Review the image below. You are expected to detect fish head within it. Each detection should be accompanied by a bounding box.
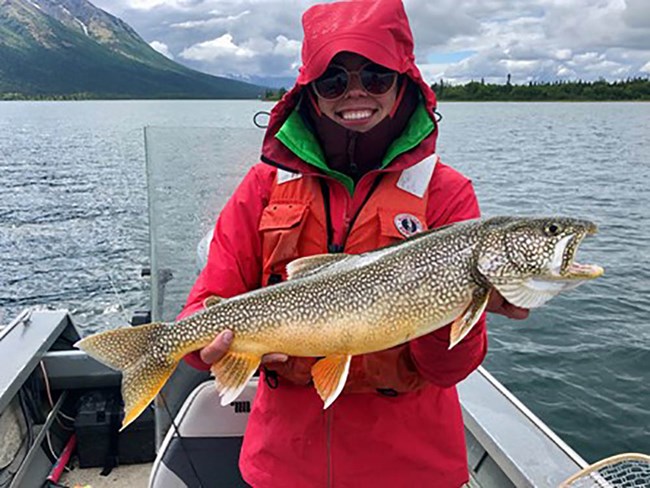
[476,217,604,309]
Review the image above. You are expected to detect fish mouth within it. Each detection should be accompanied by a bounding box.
[549,226,604,280]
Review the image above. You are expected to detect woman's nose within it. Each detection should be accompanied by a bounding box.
[345,73,367,97]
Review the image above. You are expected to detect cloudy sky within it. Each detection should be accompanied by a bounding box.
[93,0,650,87]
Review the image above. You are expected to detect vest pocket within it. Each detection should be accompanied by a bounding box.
[344,345,428,394]
[259,203,309,280]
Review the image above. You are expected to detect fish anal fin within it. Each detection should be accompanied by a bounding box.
[211,351,261,406]
[286,254,349,280]
[449,288,490,350]
[203,295,224,308]
[311,354,352,409]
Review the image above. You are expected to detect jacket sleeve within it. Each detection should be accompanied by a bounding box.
[409,169,488,387]
[178,165,272,370]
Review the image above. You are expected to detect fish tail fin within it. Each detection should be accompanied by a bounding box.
[75,322,177,430]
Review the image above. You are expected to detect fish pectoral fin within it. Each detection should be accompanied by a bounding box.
[211,351,261,406]
[203,295,224,308]
[494,278,578,309]
[449,288,490,350]
[311,354,352,409]
[286,254,350,280]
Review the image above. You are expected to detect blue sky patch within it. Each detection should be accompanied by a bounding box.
[426,51,476,64]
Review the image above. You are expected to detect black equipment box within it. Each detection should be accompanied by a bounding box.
[119,402,155,465]
[74,390,155,468]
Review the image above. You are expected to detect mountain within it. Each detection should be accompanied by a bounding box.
[0,0,265,99]
[228,74,297,90]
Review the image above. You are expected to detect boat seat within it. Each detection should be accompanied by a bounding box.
[149,379,257,488]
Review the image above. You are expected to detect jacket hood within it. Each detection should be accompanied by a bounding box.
[262,0,438,175]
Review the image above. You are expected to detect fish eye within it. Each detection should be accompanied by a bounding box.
[545,223,563,236]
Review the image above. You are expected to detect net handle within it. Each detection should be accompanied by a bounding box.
[559,452,650,487]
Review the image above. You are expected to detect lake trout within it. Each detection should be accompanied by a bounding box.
[76,216,604,429]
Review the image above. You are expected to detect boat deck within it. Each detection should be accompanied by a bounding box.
[62,467,491,487]
[61,463,482,487]
[3,311,586,488]
[61,464,152,487]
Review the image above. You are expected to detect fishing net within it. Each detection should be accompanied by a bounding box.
[560,453,650,488]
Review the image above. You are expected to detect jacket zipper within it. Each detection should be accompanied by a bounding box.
[347,132,358,181]
[320,170,385,253]
[320,172,384,488]
[341,173,384,248]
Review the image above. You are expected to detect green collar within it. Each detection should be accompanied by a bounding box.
[275,102,435,194]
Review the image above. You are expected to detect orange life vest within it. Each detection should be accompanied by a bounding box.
[259,154,438,393]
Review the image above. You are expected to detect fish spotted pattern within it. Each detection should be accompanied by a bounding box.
[76,216,603,429]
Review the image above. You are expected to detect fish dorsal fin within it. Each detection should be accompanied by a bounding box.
[449,288,490,349]
[203,295,224,308]
[286,254,350,280]
[311,354,352,409]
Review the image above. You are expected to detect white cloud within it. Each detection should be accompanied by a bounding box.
[273,35,301,57]
[92,0,650,84]
[556,66,576,77]
[555,49,572,61]
[171,10,250,29]
[123,0,182,11]
[149,40,173,59]
[622,0,650,29]
[417,63,456,83]
[180,34,255,62]
[641,61,650,73]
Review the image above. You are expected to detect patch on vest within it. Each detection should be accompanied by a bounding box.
[277,169,302,184]
[394,213,424,238]
[396,154,437,198]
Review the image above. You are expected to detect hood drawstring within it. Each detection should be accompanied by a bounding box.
[389,77,407,119]
[307,88,323,117]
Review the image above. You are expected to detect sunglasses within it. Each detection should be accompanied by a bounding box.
[312,63,399,100]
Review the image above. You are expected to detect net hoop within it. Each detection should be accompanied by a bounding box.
[559,452,650,487]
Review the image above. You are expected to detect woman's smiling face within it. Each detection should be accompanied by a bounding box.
[314,52,399,133]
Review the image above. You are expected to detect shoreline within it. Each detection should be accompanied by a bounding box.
[1,97,648,103]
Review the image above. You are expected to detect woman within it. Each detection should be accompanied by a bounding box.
[180,1,527,486]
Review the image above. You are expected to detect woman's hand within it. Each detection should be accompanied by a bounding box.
[486,290,529,320]
[199,330,289,365]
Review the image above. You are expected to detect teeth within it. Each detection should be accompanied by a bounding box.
[341,110,373,120]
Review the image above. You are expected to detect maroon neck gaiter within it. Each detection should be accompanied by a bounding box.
[299,79,420,182]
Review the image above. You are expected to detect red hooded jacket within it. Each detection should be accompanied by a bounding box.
[180,1,487,486]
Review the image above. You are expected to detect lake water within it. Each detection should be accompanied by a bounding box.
[1,100,648,463]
